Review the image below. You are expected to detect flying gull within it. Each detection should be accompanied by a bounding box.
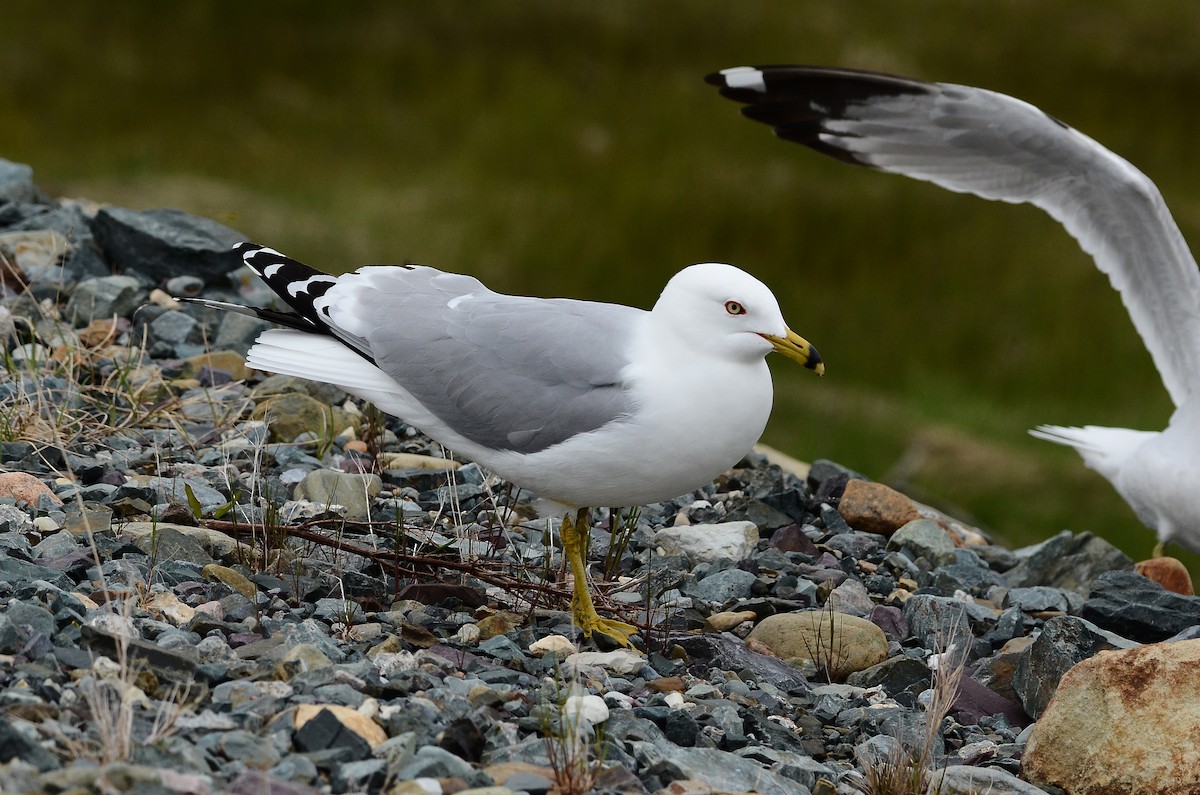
[707,64,1200,554]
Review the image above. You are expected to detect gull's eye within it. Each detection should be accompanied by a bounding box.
[725,300,746,316]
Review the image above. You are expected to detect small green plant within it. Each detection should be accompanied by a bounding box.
[602,506,639,581]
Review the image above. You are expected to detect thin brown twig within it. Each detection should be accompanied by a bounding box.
[197,516,642,625]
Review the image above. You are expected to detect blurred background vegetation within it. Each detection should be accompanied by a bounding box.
[4,1,1198,570]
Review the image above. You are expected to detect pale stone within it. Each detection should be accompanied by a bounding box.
[564,649,646,677]
[143,591,196,626]
[654,521,758,563]
[528,634,577,657]
[563,694,609,725]
[704,610,757,632]
[377,452,461,471]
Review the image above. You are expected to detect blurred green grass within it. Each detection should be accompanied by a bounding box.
[4,2,1198,570]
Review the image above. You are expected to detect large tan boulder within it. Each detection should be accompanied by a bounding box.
[747,610,888,681]
[1023,639,1200,794]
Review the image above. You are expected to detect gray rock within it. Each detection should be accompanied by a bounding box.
[216,729,282,768]
[823,530,885,559]
[215,310,272,355]
[5,204,108,281]
[64,275,142,326]
[143,476,228,516]
[330,759,388,793]
[1081,569,1200,642]
[654,521,758,564]
[90,206,245,284]
[687,567,758,605]
[887,518,956,565]
[0,600,56,653]
[1005,530,1132,595]
[1005,586,1071,613]
[903,594,975,666]
[294,470,383,522]
[393,744,480,781]
[149,309,201,346]
[0,160,40,203]
[165,274,205,297]
[826,578,874,617]
[129,526,215,566]
[643,744,809,795]
[932,764,1047,794]
[1012,615,1138,719]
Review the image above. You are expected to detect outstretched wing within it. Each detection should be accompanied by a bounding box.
[707,65,1200,407]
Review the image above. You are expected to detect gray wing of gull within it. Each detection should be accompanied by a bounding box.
[319,265,640,455]
[710,65,1200,407]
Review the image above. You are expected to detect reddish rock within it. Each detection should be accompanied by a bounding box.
[837,479,919,536]
[0,472,61,506]
[1136,557,1194,595]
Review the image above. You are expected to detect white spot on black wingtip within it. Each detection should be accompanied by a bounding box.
[719,66,767,92]
[287,274,338,299]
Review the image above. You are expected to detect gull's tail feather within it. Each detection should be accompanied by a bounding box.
[1030,424,1154,483]
[246,329,400,394]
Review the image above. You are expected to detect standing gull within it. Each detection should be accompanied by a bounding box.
[191,243,824,646]
[706,64,1200,554]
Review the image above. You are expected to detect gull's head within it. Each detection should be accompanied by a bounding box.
[653,262,824,374]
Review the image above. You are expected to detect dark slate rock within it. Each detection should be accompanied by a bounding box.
[670,632,810,693]
[0,716,59,771]
[1005,530,1132,596]
[807,459,865,495]
[90,206,246,285]
[1081,569,1200,642]
[846,655,931,698]
[1012,615,1138,719]
[724,498,795,533]
[931,558,1006,595]
[818,503,853,534]
[293,707,371,760]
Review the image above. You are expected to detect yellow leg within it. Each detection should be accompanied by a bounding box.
[560,507,639,648]
[1152,540,1166,559]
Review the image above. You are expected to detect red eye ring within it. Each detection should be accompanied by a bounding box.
[725,300,746,316]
